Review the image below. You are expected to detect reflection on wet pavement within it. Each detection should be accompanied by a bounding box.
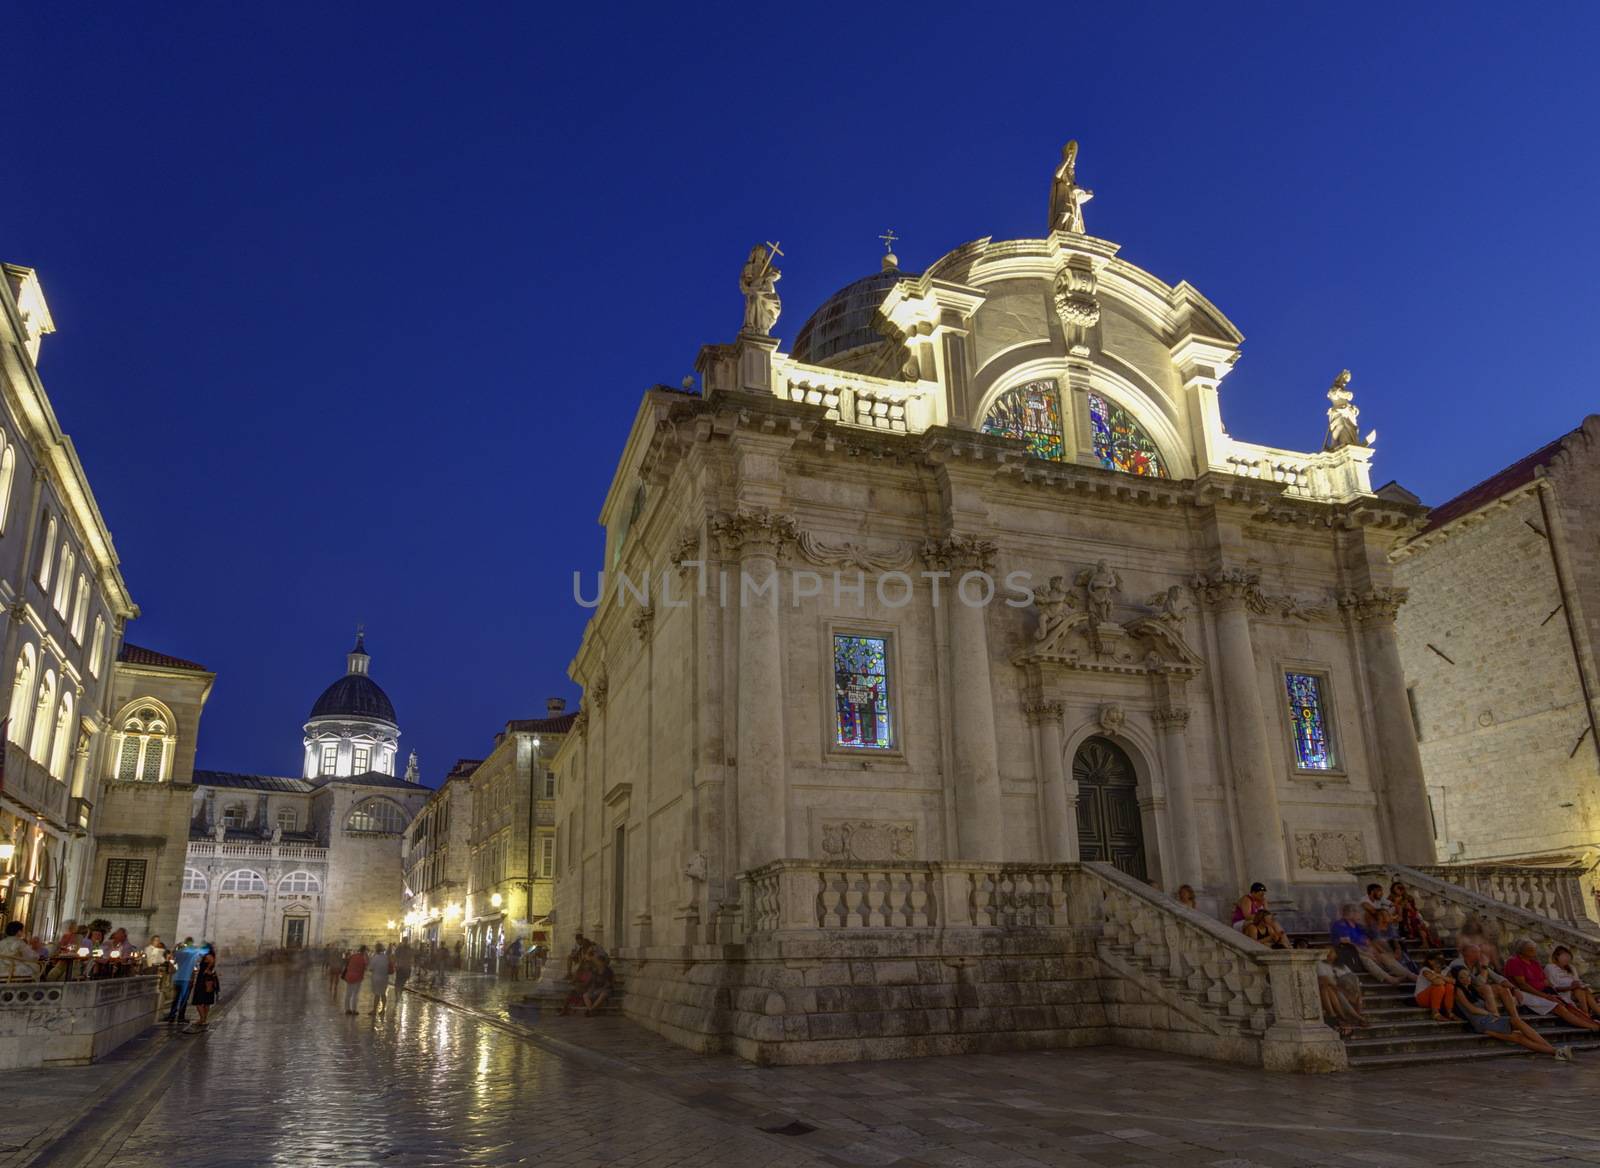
[111,967,822,1168]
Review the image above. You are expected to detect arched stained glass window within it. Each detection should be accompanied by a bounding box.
[346,797,407,835]
[981,380,1065,461]
[1088,391,1168,477]
[1285,672,1336,770]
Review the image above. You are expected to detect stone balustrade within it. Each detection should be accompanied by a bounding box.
[0,974,160,1068]
[1352,864,1600,965]
[732,859,1342,1071]
[775,357,937,434]
[1,741,69,823]
[1407,863,1596,929]
[1218,438,1373,502]
[187,840,330,862]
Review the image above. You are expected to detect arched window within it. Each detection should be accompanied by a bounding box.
[7,645,35,744]
[1088,391,1168,478]
[89,618,107,678]
[182,868,208,893]
[219,869,267,894]
[345,797,407,835]
[114,703,171,782]
[279,870,321,896]
[981,379,1065,461]
[0,441,14,535]
[37,515,56,587]
[70,577,89,642]
[52,546,73,614]
[48,691,75,779]
[276,808,298,832]
[28,670,56,763]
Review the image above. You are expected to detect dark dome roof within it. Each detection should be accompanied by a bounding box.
[791,266,918,368]
[309,674,397,724]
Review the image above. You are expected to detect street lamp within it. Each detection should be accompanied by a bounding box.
[490,893,503,909]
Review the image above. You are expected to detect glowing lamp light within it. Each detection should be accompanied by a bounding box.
[444,902,461,919]
[386,919,397,930]
[490,893,503,909]
[76,947,90,958]
[109,949,121,959]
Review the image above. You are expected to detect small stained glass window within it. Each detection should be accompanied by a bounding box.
[1285,672,1335,770]
[833,633,893,749]
[1089,391,1168,477]
[981,380,1065,461]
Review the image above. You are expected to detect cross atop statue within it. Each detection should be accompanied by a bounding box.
[1048,139,1095,235]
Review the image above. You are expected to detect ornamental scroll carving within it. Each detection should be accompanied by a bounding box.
[818,819,915,864]
[1294,830,1368,873]
[797,532,917,572]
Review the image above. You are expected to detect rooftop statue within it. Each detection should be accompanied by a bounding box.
[1049,140,1095,235]
[1323,369,1366,451]
[740,242,783,336]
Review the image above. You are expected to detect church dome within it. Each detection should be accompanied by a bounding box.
[791,262,919,371]
[307,634,397,725]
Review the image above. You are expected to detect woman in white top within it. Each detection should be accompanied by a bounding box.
[1545,946,1600,1017]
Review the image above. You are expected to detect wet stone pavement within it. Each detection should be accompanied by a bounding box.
[29,965,1600,1167]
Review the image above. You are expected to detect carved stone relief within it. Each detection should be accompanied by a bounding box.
[1293,830,1368,873]
[817,819,915,864]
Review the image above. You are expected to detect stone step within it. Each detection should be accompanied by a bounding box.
[1349,1034,1600,1069]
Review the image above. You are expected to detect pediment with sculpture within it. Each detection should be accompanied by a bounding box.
[1015,561,1203,676]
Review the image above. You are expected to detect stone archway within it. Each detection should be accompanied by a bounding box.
[1072,736,1147,881]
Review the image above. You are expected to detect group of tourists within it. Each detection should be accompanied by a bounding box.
[1197,877,1596,1062]
[328,941,423,1015]
[0,917,185,983]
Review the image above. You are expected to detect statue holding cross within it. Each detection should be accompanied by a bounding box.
[740,241,783,336]
[1048,140,1094,235]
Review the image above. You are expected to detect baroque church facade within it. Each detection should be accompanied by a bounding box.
[549,142,1435,1067]
[92,635,428,956]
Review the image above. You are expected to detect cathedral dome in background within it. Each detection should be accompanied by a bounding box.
[309,672,397,724]
[308,633,397,724]
[791,261,920,374]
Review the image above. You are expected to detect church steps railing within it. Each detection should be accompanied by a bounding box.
[1350,864,1600,963]
[736,858,1341,1071]
[1403,862,1595,929]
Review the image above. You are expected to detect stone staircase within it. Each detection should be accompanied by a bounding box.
[1291,934,1600,1069]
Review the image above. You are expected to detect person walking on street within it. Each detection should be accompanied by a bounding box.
[190,950,220,1028]
[506,936,524,980]
[167,938,203,1023]
[368,943,391,1015]
[393,941,412,993]
[342,945,368,1015]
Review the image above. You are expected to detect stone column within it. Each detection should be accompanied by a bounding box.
[1027,701,1076,862]
[712,508,796,874]
[1341,588,1436,865]
[1195,571,1288,887]
[1153,705,1205,890]
[926,535,1002,861]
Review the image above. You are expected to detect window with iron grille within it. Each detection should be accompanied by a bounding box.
[102,859,147,909]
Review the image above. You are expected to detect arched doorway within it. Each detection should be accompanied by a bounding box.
[1073,736,1147,881]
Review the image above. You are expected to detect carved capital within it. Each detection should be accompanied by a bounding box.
[1023,701,1064,728]
[1338,586,1408,625]
[588,671,609,712]
[1152,706,1191,732]
[671,528,702,576]
[710,507,798,560]
[921,534,997,574]
[631,605,655,641]
[1190,568,1263,612]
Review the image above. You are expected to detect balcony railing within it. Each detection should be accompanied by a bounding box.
[187,840,329,862]
[1,741,70,824]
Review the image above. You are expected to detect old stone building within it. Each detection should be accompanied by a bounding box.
[1393,416,1600,919]
[548,141,1437,1069]
[153,635,431,955]
[401,758,478,948]
[463,701,572,963]
[0,263,138,942]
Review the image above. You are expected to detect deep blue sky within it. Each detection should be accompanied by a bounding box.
[9,5,1598,780]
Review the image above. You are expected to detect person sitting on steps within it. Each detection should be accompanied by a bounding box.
[1451,966,1571,1061]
